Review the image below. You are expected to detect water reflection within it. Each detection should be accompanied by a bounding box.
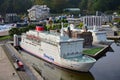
[21,43,120,80]
[21,51,94,80]
[90,43,120,80]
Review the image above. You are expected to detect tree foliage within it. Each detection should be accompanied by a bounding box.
[9,27,20,36]
[0,0,32,15]
[0,0,120,15]
[9,24,36,36]
[79,0,120,14]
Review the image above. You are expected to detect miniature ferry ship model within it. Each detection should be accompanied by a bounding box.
[14,23,97,72]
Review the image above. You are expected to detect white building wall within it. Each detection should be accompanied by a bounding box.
[81,16,108,30]
[27,5,50,21]
[92,31,107,43]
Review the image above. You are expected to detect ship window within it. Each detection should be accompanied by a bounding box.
[76,52,79,54]
[72,52,74,55]
[67,42,70,45]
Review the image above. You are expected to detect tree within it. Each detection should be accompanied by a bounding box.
[33,0,44,5]
[0,0,9,15]
[87,0,95,14]
[9,28,20,36]
[67,0,81,8]
[50,0,68,13]
[93,0,120,13]
[0,0,32,15]
[79,0,88,15]
[78,22,83,29]
[0,0,120,15]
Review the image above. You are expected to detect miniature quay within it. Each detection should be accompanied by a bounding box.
[0,4,120,80]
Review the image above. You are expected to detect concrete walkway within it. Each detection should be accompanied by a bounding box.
[0,45,20,80]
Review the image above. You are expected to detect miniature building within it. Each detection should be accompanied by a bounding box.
[80,15,111,30]
[67,18,81,26]
[27,5,50,21]
[65,26,93,47]
[71,31,93,47]
[5,13,19,23]
[80,16,102,30]
[63,8,80,16]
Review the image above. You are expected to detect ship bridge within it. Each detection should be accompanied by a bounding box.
[25,30,71,42]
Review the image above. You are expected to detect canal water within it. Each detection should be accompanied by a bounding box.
[21,43,120,80]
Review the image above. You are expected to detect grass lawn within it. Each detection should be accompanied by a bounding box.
[83,47,103,55]
[0,36,12,41]
[118,31,120,35]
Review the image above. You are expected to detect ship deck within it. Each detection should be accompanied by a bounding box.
[65,55,96,63]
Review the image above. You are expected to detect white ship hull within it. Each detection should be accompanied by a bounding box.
[20,40,96,72]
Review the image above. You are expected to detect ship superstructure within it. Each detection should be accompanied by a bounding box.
[17,25,96,72]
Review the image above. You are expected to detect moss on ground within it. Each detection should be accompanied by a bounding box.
[0,36,12,41]
[83,47,103,55]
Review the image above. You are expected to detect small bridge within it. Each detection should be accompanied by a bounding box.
[107,36,120,40]
[107,36,120,46]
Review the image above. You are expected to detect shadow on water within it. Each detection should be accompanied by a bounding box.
[90,43,120,80]
[32,60,94,80]
[21,51,95,80]
[20,43,120,80]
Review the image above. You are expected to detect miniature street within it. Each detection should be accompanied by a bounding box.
[0,45,20,80]
[0,42,43,80]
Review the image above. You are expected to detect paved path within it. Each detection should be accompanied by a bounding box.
[0,45,20,80]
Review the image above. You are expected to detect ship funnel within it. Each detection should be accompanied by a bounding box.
[36,25,44,31]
